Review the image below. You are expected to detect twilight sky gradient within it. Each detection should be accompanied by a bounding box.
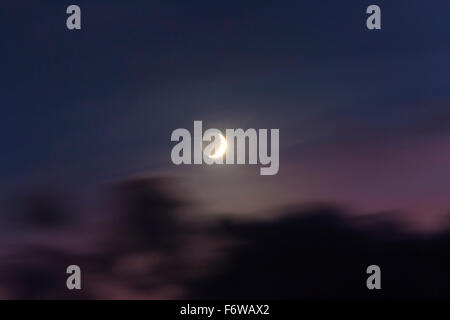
[1,1,450,228]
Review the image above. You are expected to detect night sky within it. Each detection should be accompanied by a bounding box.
[2,1,450,228]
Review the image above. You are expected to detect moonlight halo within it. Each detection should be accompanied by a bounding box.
[208,134,228,159]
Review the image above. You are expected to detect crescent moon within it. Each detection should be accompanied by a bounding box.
[208,134,228,159]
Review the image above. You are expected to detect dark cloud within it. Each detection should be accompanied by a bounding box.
[190,205,450,299]
[1,177,450,299]
[8,192,73,230]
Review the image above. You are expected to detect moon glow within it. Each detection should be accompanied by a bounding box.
[208,134,228,159]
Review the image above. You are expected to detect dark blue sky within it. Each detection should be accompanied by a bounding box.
[1,1,450,221]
